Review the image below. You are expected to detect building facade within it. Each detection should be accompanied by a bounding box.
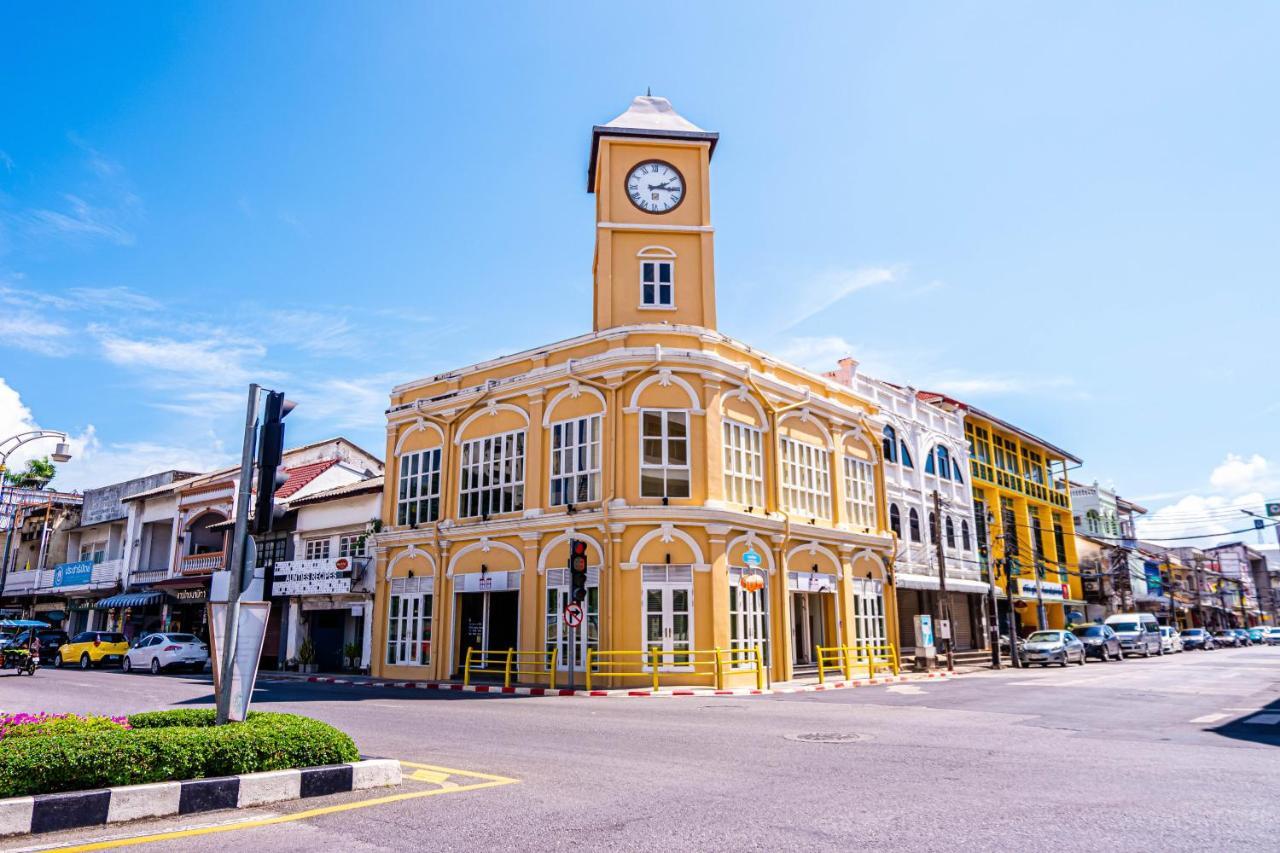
[0,490,84,625]
[954,404,1085,633]
[1071,482,1147,622]
[826,360,988,653]
[372,96,897,687]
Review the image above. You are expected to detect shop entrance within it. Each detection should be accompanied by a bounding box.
[791,592,830,667]
[309,610,345,672]
[454,591,519,678]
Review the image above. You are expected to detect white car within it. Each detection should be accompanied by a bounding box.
[123,632,210,674]
[1159,626,1184,654]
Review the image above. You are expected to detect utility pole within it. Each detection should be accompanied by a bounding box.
[981,507,1001,669]
[215,384,261,726]
[1002,546,1021,668]
[932,490,954,671]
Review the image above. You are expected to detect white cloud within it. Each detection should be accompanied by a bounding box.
[29,194,136,246]
[265,310,359,356]
[0,309,74,356]
[779,266,899,330]
[1208,453,1270,495]
[292,374,397,432]
[55,433,233,491]
[0,377,95,483]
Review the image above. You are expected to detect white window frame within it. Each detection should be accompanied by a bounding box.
[639,409,691,499]
[397,448,441,526]
[638,246,676,309]
[843,456,876,530]
[641,565,694,671]
[458,429,526,518]
[728,567,770,669]
[780,437,831,519]
[304,537,331,560]
[545,566,600,670]
[79,541,107,564]
[386,581,431,667]
[549,414,602,507]
[723,420,764,507]
[338,533,366,558]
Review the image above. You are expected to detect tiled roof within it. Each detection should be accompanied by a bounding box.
[286,475,384,508]
[274,458,339,499]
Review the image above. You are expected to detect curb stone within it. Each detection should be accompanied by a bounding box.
[0,758,402,838]
[259,670,958,698]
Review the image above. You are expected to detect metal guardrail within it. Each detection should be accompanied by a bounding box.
[462,648,558,689]
[585,646,764,691]
[816,643,900,683]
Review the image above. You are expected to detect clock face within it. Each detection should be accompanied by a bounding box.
[626,160,685,213]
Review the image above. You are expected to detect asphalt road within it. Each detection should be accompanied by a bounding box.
[3,646,1279,852]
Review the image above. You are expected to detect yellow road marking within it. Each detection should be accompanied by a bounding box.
[40,762,519,853]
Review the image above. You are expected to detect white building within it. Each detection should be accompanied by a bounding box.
[827,359,988,652]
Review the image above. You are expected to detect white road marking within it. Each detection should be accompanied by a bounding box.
[885,684,925,695]
[1189,713,1230,724]
[1243,713,1280,725]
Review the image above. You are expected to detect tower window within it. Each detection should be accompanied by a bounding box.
[641,260,674,307]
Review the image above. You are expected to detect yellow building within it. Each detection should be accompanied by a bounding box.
[371,96,897,687]
[952,404,1084,633]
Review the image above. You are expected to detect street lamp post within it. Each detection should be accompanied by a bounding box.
[0,431,75,612]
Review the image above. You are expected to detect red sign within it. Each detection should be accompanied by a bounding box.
[564,602,584,628]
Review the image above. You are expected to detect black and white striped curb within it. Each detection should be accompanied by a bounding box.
[0,758,401,837]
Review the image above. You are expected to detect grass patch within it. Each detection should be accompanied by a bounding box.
[0,710,358,798]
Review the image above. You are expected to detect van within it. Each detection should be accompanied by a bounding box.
[1104,613,1163,657]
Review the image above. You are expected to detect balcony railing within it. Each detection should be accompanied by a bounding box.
[180,551,226,576]
[2,559,125,594]
[1,570,38,595]
[129,568,169,585]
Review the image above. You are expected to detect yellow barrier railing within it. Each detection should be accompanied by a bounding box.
[816,643,900,683]
[463,647,558,689]
[585,645,765,691]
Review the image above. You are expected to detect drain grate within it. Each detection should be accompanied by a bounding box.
[784,732,867,744]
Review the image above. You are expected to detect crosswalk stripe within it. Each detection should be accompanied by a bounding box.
[1189,713,1229,724]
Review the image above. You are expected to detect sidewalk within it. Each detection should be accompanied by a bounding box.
[259,669,958,698]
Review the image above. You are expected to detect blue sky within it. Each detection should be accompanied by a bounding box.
[2,3,1278,548]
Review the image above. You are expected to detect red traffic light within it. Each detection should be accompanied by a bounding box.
[571,540,587,556]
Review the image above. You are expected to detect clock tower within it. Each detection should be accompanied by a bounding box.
[588,95,720,333]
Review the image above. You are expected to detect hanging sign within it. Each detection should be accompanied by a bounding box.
[742,548,762,567]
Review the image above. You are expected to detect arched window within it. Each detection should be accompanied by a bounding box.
[952,459,964,483]
[924,449,934,475]
[961,519,971,551]
[889,503,902,537]
[637,246,676,308]
[945,516,956,548]
[882,426,897,464]
[928,510,938,543]
[909,508,921,543]
[900,442,914,468]
[936,445,951,478]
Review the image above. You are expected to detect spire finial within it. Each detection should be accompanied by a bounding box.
[646,86,651,97]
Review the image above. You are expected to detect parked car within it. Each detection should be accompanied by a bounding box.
[1071,624,1123,661]
[1247,627,1267,644]
[1213,629,1241,648]
[3,628,70,664]
[1232,629,1252,646]
[1159,626,1184,654]
[1020,630,1087,667]
[1265,627,1280,646]
[123,633,209,674]
[55,631,130,669]
[1180,628,1214,650]
[1105,613,1163,657]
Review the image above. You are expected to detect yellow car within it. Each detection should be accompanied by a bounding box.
[55,631,130,669]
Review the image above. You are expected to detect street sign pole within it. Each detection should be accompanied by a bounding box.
[216,384,260,725]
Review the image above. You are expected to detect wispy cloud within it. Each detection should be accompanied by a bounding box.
[0,309,74,356]
[779,265,899,331]
[0,151,13,172]
[29,194,136,246]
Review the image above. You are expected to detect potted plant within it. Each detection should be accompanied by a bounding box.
[343,642,361,671]
[297,638,317,673]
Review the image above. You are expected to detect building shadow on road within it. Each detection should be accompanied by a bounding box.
[159,675,526,704]
[1209,696,1280,747]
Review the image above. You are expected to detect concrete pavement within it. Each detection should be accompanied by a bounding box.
[2,646,1278,851]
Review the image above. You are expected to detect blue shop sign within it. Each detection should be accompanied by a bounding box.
[742,548,762,567]
[53,560,94,588]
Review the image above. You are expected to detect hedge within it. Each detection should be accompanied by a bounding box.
[0,710,358,798]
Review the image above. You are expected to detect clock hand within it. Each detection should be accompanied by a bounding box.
[648,181,678,191]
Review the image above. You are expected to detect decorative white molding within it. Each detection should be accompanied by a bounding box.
[627,524,706,566]
[453,403,530,444]
[727,532,777,575]
[722,385,770,431]
[626,371,704,414]
[779,409,833,449]
[394,419,445,456]
[542,383,607,427]
[385,545,436,581]
[786,541,842,573]
[537,530,605,576]
[446,538,524,577]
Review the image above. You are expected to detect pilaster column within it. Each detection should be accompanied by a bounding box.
[707,524,731,651]
[828,417,845,528]
[519,532,541,660]
[702,377,725,506]
[771,532,792,682]
[838,543,856,647]
[524,391,545,515]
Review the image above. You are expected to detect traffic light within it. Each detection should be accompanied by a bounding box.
[252,391,295,534]
[568,539,588,604]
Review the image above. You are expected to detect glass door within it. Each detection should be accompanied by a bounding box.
[546,585,599,670]
[643,584,693,670]
[729,577,769,668]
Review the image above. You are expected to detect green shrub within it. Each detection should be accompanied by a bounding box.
[2,714,130,740]
[0,712,358,798]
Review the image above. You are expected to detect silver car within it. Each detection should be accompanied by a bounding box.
[1020,630,1087,667]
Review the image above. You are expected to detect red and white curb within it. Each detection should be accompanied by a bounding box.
[260,670,956,698]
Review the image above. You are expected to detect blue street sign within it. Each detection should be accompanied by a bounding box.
[742,548,762,567]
